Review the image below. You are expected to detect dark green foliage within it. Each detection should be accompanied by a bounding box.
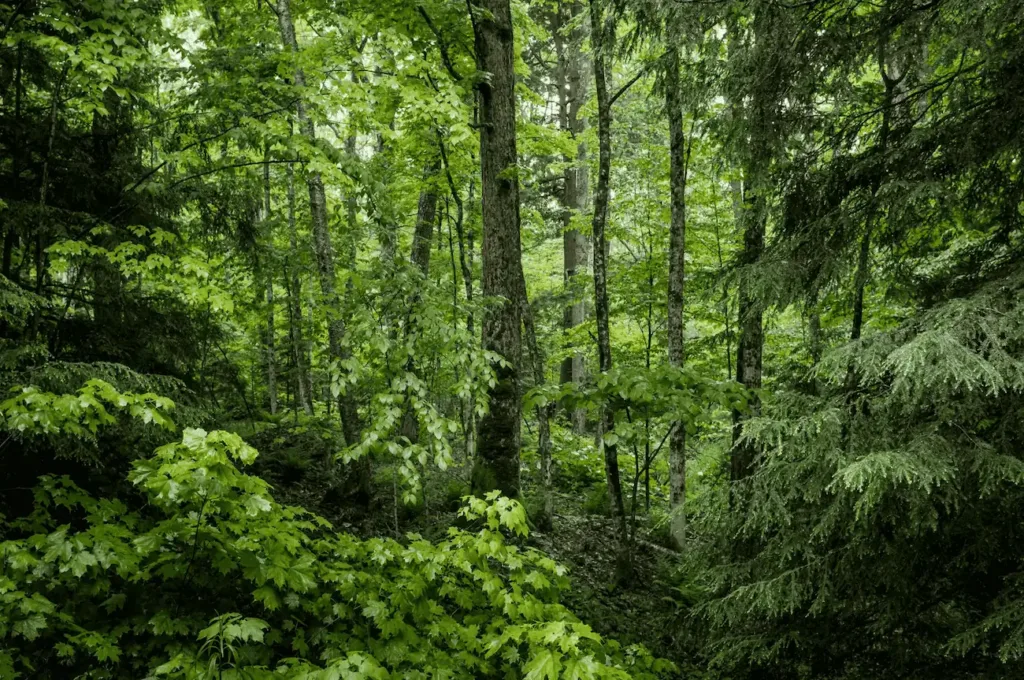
[3,0,1024,678]
[0,403,672,679]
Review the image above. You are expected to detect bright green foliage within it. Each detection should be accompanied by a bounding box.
[0,379,175,436]
[4,0,1024,677]
[0,389,671,679]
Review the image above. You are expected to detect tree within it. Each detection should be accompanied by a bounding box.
[468,0,524,499]
[554,0,590,434]
[275,0,361,450]
[664,40,689,550]
[588,0,631,576]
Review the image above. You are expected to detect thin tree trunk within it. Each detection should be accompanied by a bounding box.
[278,0,368,507]
[851,38,897,342]
[285,160,313,414]
[664,43,688,550]
[712,171,734,379]
[3,44,23,283]
[263,158,279,415]
[446,163,477,459]
[276,0,360,447]
[399,159,439,446]
[30,62,69,341]
[518,266,554,530]
[266,280,278,414]
[589,0,629,578]
[808,289,822,365]
[468,0,523,500]
[555,0,589,434]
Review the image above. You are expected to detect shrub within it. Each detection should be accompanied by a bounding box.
[0,388,673,679]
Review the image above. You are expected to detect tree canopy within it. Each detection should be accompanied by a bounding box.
[1,0,1023,678]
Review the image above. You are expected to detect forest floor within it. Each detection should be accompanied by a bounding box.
[246,429,689,668]
[530,514,687,662]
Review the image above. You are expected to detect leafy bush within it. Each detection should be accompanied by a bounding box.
[0,391,673,679]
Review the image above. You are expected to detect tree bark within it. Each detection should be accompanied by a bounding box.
[285,160,313,415]
[468,0,523,500]
[399,160,439,446]
[730,195,765,485]
[518,265,554,528]
[412,162,439,275]
[589,0,629,575]
[276,0,359,445]
[664,43,688,550]
[851,37,897,342]
[729,12,773,490]
[444,153,477,459]
[266,280,278,414]
[263,158,279,415]
[554,0,589,434]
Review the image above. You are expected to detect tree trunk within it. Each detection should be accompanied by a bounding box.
[276,0,359,446]
[266,281,278,414]
[445,155,477,459]
[4,43,24,284]
[285,160,312,415]
[589,0,629,577]
[729,10,781,493]
[399,160,440,446]
[555,0,589,434]
[263,158,279,415]
[807,289,822,365]
[664,43,688,550]
[730,194,765,486]
[468,0,524,500]
[412,162,439,275]
[519,266,554,530]
[851,38,897,342]
[30,62,69,341]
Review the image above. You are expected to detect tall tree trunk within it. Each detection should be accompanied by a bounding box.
[412,162,439,275]
[518,266,554,530]
[399,159,440,446]
[263,157,279,415]
[729,11,775,491]
[589,0,629,575]
[555,0,589,434]
[266,281,278,414]
[468,0,523,500]
[276,0,359,447]
[851,38,897,342]
[3,43,23,284]
[444,149,477,459]
[729,193,765,486]
[285,160,312,415]
[664,43,688,550]
[30,62,69,341]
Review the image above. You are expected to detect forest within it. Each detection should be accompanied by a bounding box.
[1,0,1023,677]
